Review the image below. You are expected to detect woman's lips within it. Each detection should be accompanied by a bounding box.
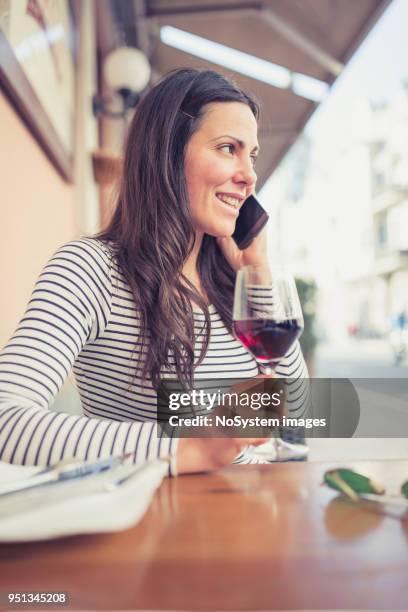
[215,192,244,208]
[215,194,240,216]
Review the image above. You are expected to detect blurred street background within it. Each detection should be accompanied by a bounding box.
[316,338,408,377]
[258,0,408,379]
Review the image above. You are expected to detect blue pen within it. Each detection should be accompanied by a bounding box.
[0,453,134,497]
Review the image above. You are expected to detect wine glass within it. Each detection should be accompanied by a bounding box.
[232,264,308,461]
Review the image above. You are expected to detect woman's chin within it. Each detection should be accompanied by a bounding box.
[206,223,236,239]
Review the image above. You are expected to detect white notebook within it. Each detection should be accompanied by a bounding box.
[0,459,168,542]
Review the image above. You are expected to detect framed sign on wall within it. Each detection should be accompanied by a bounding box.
[0,0,76,182]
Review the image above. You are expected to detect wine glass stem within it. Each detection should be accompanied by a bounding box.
[260,364,282,458]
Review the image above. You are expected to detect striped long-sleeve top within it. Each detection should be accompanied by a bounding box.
[0,239,309,474]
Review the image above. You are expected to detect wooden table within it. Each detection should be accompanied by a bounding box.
[1,460,408,610]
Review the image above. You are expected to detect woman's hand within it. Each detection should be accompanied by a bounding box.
[175,373,279,475]
[176,436,269,474]
[216,225,268,272]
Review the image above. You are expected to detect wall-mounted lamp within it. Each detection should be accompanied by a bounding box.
[92,46,151,119]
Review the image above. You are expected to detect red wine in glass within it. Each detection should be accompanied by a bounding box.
[233,265,307,461]
[233,318,303,366]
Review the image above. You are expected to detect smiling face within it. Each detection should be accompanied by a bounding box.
[184,102,259,239]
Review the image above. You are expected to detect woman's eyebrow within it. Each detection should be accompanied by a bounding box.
[210,134,260,153]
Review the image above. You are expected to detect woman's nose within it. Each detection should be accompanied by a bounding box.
[234,158,257,189]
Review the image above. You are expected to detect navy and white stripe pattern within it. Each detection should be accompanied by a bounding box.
[0,239,309,473]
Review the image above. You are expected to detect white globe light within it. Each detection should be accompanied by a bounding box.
[103,47,151,93]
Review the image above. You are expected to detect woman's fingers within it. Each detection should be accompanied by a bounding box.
[176,436,269,474]
[216,224,269,272]
[216,236,243,272]
[241,225,268,267]
[242,437,269,447]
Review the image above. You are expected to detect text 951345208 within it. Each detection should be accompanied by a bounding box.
[3,593,68,606]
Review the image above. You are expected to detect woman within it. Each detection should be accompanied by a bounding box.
[0,69,308,474]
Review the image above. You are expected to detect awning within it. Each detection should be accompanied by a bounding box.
[97,0,392,189]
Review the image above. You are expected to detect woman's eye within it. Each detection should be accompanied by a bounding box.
[219,144,235,155]
[219,144,257,165]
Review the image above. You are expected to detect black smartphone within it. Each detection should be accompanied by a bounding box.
[232,195,269,250]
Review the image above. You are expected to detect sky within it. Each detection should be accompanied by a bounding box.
[259,0,408,207]
[304,0,408,142]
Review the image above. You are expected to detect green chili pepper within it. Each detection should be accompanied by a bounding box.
[401,480,408,499]
[324,468,385,501]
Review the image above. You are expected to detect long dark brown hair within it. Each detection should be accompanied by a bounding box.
[98,68,259,390]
